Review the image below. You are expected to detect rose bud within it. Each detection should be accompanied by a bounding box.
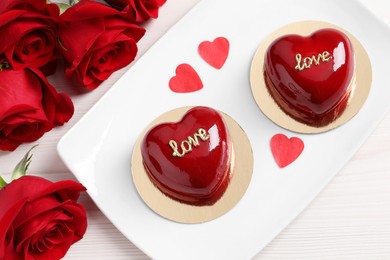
[0,68,74,151]
[0,175,87,259]
[0,0,60,71]
[58,0,146,90]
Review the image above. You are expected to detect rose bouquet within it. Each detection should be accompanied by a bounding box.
[0,0,166,259]
[0,0,166,151]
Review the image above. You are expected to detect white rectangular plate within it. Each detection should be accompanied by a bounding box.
[58,0,390,259]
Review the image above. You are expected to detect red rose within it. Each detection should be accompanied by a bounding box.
[105,0,167,22]
[0,68,74,151]
[0,176,87,259]
[58,0,146,89]
[0,0,60,70]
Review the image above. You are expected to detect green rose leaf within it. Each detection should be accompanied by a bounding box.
[0,176,7,189]
[46,0,81,14]
[11,145,38,181]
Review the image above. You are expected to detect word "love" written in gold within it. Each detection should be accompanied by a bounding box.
[294,51,332,71]
[169,128,210,158]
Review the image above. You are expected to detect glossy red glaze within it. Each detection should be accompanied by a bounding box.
[141,106,232,206]
[264,28,355,127]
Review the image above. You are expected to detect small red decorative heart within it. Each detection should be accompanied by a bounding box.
[169,63,203,93]
[141,106,232,206]
[270,134,304,168]
[198,37,230,69]
[264,29,354,126]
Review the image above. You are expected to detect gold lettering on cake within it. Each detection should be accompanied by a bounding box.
[169,128,210,158]
[295,51,332,71]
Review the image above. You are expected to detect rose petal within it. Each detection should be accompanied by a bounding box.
[59,18,104,66]
[0,177,85,222]
[33,68,74,125]
[2,122,52,142]
[0,10,25,29]
[0,0,48,13]
[13,195,64,228]
[0,70,45,118]
[14,208,68,252]
[0,200,26,259]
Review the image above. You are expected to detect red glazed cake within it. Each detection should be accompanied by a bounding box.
[264,28,355,127]
[141,106,233,206]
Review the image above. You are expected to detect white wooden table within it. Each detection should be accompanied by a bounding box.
[1,0,389,259]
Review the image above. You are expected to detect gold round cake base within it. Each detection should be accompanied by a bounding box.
[250,21,372,134]
[131,107,253,223]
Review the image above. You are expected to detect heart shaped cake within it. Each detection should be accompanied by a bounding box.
[264,28,355,127]
[141,106,233,206]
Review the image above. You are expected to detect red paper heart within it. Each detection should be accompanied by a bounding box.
[264,29,354,126]
[169,64,203,93]
[198,37,229,69]
[141,106,232,206]
[270,134,304,168]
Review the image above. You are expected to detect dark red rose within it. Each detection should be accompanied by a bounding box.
[0,68,74,151]
[105,0,166,22]
[0,176,87,259]
[0,0,60,71]
[58,0,145,89]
